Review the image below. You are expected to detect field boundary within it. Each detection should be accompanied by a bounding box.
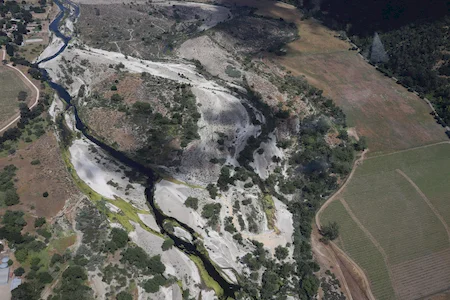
[1,49,40,133]
[396,169,450,243]
[366,141,450,160]
[340,198,398,298]
[314,149,375,299]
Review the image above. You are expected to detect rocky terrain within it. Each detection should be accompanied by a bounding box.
[34,0,359,299]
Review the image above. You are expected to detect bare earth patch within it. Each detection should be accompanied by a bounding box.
[0,132,79,218]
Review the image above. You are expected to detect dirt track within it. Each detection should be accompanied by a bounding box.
[314,149,376,300]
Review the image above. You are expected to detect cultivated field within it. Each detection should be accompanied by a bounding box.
[322,143,450,299]
[219,1,450,299]
[321,200,395,300]
[0,66,31,127]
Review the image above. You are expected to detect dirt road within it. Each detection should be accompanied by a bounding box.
[313,149,376,300]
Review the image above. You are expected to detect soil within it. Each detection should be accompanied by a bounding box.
[0,132,79,219]
[391,247,450,300]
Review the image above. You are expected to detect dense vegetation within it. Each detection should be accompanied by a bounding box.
[302,0,449,36]
[0,92,51,154]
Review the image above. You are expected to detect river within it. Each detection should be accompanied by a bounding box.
[38,0,239,298]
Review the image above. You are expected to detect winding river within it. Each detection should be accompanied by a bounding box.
[38,0,239,298]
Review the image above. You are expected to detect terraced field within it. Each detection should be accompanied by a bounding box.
[321,200,395,300]
[322,143,450,299]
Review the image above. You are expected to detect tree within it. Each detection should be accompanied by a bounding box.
[62,265,87,281]
[6,43,14,57]
[161,238,174,251]
[37,271,53,284]
[11,282,39,300]
[370,32,388,64]
[148,255,165,274]
[354,136,368,151]
[111,93,123,103]
[50,253,64,266]
[17,91,27,101]
[34,217,46,228]
[143,274,166,293]
[5,189,19,206]
[111,228,128,248]
[184,197,198,210]
[14,249,28,263]
[14,267,25,276]
[116,291,133,300]
[274,246,289,261]
[201,203,221,227]
[206,184,218,199]
[321,221,339,241]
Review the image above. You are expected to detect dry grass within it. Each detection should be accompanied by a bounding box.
[0,66,30,126]
[0,132,79,219]
[275,52,446,155]
[223,0,447,155]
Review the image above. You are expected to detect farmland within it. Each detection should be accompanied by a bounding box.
[322,142,450,299]
[218,0,450,299]
[321,200,395,300]
[0,66,31,127]
[248,0,446,156]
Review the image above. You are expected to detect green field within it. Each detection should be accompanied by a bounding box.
[321,200,395,300]
[0,66,30,125]
[321,143,450,299]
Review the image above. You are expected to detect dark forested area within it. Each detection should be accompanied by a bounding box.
[303,0,450,36]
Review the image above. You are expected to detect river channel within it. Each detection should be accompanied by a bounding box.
[37,0,239,298]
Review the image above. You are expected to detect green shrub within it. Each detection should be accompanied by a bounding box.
[206,184,218,199]
[274,246,289,260]
[34,217,46,228]
[201,203,221,227]
[30,159,40,165]
[143,274,166,293]
[184,197,198,210]
[111,93,123,102]
[225,65,242,78]
[161,238,174,251]
[4,189,19,206]
[321,221,339,241]
[14,267,25,276]
[116,291,133,300]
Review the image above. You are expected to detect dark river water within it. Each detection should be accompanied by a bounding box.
[38,0,239,298]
